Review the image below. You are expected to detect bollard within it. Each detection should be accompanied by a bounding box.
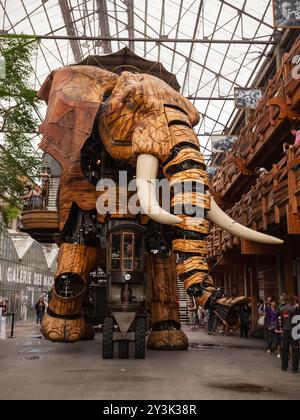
[0,315,6,340]
[7,313,15,339]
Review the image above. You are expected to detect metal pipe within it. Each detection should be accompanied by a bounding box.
[0,34,278,45]
[187,96,235,100]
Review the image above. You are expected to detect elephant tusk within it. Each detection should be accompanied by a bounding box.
[136,154,182,225]
[208,197,284,245]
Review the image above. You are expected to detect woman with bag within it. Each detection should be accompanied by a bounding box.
[258,299,266,327]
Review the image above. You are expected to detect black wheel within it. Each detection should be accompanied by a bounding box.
[135,317,146,359]
[103,317,114,359]
[118,340,130,359]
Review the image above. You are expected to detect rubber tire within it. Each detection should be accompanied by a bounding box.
[103,317,114,359]
[118,340,130,359]
[135,317,146,359]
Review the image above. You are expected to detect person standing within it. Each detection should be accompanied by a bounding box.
[198,306,205,329]
[265,298,279,354]
[188,298,197,330]
[258,299,266,328]
[207,308,217,335]
[35,298,45,326]
[279,291,288,308]
[240,304,251,339]
[280,296,300,373]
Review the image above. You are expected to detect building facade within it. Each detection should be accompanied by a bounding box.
[208,34,300,326]
[0,226,57,322]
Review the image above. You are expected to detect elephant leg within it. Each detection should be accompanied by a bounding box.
[42,243,98,343]
[147,253,188,351]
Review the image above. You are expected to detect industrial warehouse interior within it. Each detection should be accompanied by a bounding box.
[0,0,300,405]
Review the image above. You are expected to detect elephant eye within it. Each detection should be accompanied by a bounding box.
[125,100,137,110]
[103,90,113,101]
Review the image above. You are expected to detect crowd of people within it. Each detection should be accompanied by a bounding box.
[259,293,300,373]
[188,291,300,373]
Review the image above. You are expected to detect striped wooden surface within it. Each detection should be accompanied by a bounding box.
[21,210,59,230]
[146,253,180,326]
[55,243,98,284]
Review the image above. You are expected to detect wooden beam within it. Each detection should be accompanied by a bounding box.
[241,239,283,256]
[287,204,300,234]
[284,248,294,295]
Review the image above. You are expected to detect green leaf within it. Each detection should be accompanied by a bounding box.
[0,36,42,204]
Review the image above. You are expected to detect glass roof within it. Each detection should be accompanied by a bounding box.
[1,0,277,161]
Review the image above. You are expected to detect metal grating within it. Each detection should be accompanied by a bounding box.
[0,0,279,161]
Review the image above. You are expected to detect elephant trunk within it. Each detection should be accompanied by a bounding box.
[137,143,213,307]
[162,143,213,307]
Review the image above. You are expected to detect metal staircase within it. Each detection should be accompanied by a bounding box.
[47,177,60,211]
[177,278,189,327]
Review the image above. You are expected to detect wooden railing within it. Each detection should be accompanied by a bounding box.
[211,35,300,204]
[20,176,60,243]
[207,146,300,257]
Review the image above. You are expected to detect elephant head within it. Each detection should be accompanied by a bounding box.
[37,64,282,245]
[97,70,283,245]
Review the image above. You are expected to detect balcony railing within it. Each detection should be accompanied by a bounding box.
[20,176,60,242]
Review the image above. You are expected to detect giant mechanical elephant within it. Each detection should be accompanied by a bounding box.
[37,65,283,350]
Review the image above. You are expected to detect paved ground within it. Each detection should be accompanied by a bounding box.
[0,324,299,400]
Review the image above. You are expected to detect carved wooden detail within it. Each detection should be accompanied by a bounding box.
[211,35,300,204]
[208,147,300,256]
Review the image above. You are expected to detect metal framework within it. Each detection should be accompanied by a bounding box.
[0,0,280,162]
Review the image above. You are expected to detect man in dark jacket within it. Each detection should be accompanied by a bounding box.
[279,296,300,373]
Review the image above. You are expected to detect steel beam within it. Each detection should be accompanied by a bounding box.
[187,97,235,100]
[96,0,112,53]
[58,0,82,62]
[216,0,275,30]
[125,0,135,50]
[1,34,278,45]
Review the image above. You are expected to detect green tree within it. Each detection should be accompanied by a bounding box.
[0,36,42,206]
[1,203,20,226]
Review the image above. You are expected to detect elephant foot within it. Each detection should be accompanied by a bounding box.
[41,313,95,343]
[147,329,189,351]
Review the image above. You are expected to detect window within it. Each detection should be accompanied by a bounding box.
[122,233,134,271]
[110,231,144,272]
[111,233,121,270]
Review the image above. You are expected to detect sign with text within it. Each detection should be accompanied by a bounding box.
[0,259,53,289]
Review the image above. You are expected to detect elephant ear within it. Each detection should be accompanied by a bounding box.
[38,66,118,169]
